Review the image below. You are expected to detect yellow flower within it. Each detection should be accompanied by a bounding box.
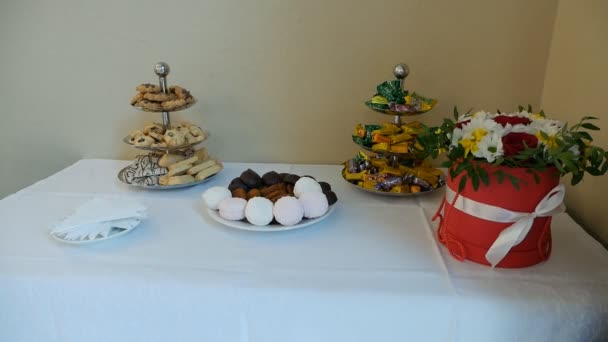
[536,132,557,149]
[435,128,442,134]
[531,113,544,120]
[459,128,487,157]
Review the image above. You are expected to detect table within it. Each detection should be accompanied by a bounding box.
[1,159,607,342]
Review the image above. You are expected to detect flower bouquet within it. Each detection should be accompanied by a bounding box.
[416,106,608,267]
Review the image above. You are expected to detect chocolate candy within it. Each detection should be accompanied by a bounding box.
[231,188,247,199]
[283,174,300,184]
[262,171,283,186]
[229,178,249,191]
[318,181,331,192]
[240,169,262,188]
[323,190,338,205]
[402,174,432,191]
[375,176,402,191]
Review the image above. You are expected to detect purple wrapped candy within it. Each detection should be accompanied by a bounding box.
[375,176,402,191]
[402,174,432,190]
[348,159,359,173]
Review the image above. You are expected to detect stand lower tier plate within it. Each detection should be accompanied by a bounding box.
[117,166,221,190]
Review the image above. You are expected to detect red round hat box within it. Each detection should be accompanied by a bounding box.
[434,163,561,268]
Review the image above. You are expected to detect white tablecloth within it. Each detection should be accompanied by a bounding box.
[1,159,607,342]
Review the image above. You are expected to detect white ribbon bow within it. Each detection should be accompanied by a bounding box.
[445,184,566,267]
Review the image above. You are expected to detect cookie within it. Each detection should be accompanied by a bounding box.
[160,174,195,186]
[166,163,192,177]
[129,130,144,139]
[193,148,208,162]
[158,153,187,167]
[130,92,144,105]
[143,123,166,135]
[186,159,216,175]
[195,164,222,181]
[143,92,176,102]
[164,129,186,146]
[161,98,187,111]
[283,174,300,184]
[261,183,286,196]
[324,190,338,205]
[247,189,262,199]
[148,131,164,142]
[169,85,188,98]
[168,156,199,171]
[136,83,160,93]
[232,188,247,199]
[151,142,167,148]
[136,99,162,111]
[188,126,205,138]
[132,135,154,147]
[186,133,205,144]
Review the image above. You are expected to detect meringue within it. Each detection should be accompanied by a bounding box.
[273,196,304,226]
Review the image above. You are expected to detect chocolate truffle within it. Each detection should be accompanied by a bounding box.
[262,171,283,186]
[318,181,331,192]
[228,178,249,192]
[283,174,300,184]
[240,169,262,188]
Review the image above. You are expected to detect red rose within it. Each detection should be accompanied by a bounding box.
[455,120,470,129]
[502,132,538,156]
[494,115,532,127]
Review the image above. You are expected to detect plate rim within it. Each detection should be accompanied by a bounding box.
[50,225,137,245]
[207,205,336,232]
[117,165,221,190]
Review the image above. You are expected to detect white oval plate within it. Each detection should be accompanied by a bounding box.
[50,226,139,245]
[207,205,336,232]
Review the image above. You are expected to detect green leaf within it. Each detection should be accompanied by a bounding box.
[458,175,468,192]
[495,169,505,183]
[581,123,600,130]
[539,110,546,117]
[508,175,520,190]
[582,116,599,120]
[453,106,459,120]
[477,167,490,186]
[518,105,524,111]
[527,104,533,112]
[585,167,602,176]
[571,171,584,185]
[376,80,405,103]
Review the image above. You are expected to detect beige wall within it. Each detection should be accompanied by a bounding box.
[541,0,608,243]
[0,0,558,197]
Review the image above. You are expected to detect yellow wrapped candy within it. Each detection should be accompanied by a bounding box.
[380,166,402,176]
[370,158,387,168]
[390,143,410,154]
[390,132,413,144]
[410,185,421,193]
[373,123,401,136]
[371,95,389,104]
[372,143,389,152]
[372,133,392,144]
[362,180,377,189]
[354,124,366,138]
[344,170,368,181]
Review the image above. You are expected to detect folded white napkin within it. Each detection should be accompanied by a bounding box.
[50,197,146,241]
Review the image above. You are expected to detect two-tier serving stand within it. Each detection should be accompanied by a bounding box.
[118,62,219,189]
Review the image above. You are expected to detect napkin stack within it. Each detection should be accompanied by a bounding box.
[50,197,146,242]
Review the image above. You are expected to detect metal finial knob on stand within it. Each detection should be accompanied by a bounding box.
[155,62,172,130]
[392,63,409,127]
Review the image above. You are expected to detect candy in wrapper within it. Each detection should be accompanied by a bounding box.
[354,124,366,138]
[372,143,389,152]
[348,159,359,173]
[374,176,402,191]
[402,174,432,191]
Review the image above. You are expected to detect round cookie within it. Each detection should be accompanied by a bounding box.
[202,187,232,210]
[298,191,329,219]
[161,98,187,111]
[143,123,165,135]
[293,177,322,198]
[132,135,154,147]
[245,197,274,226]
[240,169,262,189]
[164,129,186,146]
[136,99,162,111]
[218,198,247,221]
[130,92,144,105]
[136,83,160,93]
[273,196,304,226]
[143,92,176,102]
[262,171,283,186]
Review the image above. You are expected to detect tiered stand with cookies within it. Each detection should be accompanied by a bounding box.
[117,62,222,189]
[342,63,445,196]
